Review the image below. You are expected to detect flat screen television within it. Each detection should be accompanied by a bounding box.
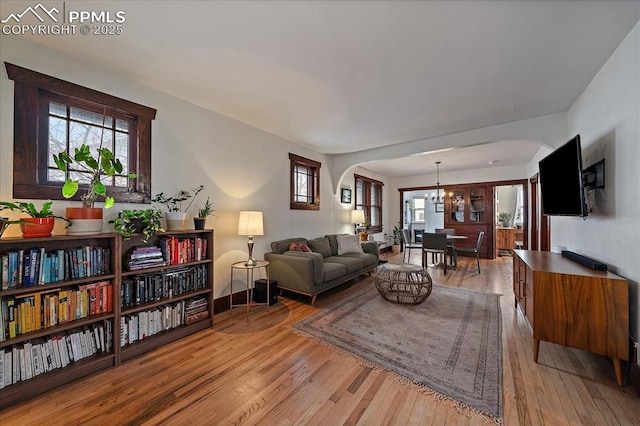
[538,135,588,217]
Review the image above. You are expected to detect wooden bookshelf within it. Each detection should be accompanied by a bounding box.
[0,233,120,409]
[0,229,214,409]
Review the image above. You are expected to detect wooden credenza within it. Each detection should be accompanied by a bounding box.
[496,227,523,255]
[513,250,629,385]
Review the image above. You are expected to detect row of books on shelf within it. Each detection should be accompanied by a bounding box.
[126,245,166,271]
[159,236,207,266]
[120,296,208,347]
[0,320,113,389]
[1,246,111,290]
[121,265,208,308]
[0,281,113,341]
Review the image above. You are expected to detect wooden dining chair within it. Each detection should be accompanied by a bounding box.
[422,232,448,274]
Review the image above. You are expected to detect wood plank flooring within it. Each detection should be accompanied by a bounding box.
[1,253,639,425]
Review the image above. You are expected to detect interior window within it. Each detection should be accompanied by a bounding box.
[289,153,321,210]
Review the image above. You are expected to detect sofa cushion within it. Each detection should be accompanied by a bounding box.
[271,238,308,254]
[341,252,378,268]
[322,262,347,283]
[324,255,364,273]
[308,237,332,258]
[325,234,348,256]
[337,234,364,255]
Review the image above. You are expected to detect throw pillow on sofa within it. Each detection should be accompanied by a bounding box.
[337,234,364,255]
[308,237,332,257]
[289,241,303,251]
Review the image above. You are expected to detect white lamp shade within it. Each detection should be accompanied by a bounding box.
[237,211,264,236]
[351,209,365,224]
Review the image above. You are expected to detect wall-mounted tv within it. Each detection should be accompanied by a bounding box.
[538,135,588,217]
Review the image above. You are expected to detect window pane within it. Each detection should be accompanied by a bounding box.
[70,107,113,127]
[48,116,67,167]
[115,118,129,132]
[69,170,92,184]
[49,102,66,117]
[414,198,425,209]
[47,168,65,183]
[115,132,129,174]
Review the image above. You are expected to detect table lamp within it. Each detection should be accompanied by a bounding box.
[238,211,264,266]
[351,209,365,234]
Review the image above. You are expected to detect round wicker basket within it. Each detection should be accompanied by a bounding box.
[375,263,433,304]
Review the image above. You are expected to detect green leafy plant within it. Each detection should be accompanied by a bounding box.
[0,200,69,220]
[53,144,137,209]
[197,197,215,218]
[0,200,71,232]
[0,217,34,237]
[109,208,165,243]
[498,212,512,226]
[392,223,404,245]
[152,185,204,212]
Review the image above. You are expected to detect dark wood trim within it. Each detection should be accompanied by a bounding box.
[529,173,550,251]
[5,62,154,204]
[5,62,156,119]
[400,178,528,258]
[289,153,321,210]
[354,174,383,233]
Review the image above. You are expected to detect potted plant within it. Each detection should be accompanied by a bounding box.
[392,223,403,254]
[54,143,137,235]
[0,217,34,238]
[152,185,204,230]
[498,212,512,227]
[0,200,70,238]
[109,208,165,243]
[194,196,215,230]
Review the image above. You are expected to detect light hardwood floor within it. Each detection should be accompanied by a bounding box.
[1,253,639,425]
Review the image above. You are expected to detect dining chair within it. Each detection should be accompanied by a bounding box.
[402,228,421,263]
[435,228,456,267]
[455,231,485,274]
[422,232,448,274]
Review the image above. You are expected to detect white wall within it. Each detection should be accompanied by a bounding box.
[563,22,639,343]
[0,37,345,299]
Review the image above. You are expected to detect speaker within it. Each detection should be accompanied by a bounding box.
[254,279,278,305]
[561,250,607,271]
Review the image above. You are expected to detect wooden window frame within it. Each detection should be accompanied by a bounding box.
[354,174,383,233]
[5,62,157,204]
[289,153,321,210]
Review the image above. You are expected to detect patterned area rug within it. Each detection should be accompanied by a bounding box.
[292,284,503,420]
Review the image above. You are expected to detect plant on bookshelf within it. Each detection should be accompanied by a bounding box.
[110,208,164,243]
[194,196,215,230]
[152,185,204,230]
[0,200,70,238]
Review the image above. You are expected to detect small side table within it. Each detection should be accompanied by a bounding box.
[230,260,270,320]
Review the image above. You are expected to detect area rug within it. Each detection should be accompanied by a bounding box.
[291,284,502,421]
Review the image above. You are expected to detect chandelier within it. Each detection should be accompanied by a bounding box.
[427,161,444,204]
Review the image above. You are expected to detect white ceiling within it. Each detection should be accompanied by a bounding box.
[2,0,639,175]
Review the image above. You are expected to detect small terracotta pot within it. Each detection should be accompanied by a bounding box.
[20,217,55,238]
[66,207,104,235]
[66,207,103,219]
